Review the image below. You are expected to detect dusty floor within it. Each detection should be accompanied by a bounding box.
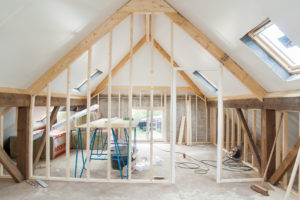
[0,144,297,200]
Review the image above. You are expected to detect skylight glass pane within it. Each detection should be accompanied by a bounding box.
[74,69,102,92]
[258,24,300,66]
[193,71,217,93]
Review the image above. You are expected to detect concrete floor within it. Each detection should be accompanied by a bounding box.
[0,144,297,200]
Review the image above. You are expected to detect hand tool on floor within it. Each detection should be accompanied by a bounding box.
[250,112,283,196]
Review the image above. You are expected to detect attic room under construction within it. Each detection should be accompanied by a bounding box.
[1,0,300,199]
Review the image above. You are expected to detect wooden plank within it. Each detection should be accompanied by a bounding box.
[275,112,282,170]
[28,10,130,95]
[196,96,198,142]
[107,85,192,92]
[252,110,257,167]
[207,96,300,111]
[33,106,60,170]
[28,96,35,178]
[217,64,224,183]
[270,138,300,185]
[46,84,51,178]
[86,48,92,179]
[92,36,146,96]
[236,108,261,168]
[231,109,236,148]
[0,93,30,107]
[35,96,86,107]
[283,147,300,200]
[243,109,248,162]
[0,87,28,95]
[0,115,3,176]
[261,109,276,178]
[163,93,167,141]
[178,116,186,145]
[150,14,154,181]
[299,112,300,195]
[226,109,230,150]
[107,31,113,180]
[282,112,288,187]
[237,112,241,147]
[17,107,30,179]
[153,40,205,99]
[66,66,70,179]
[146,14,150,42]
[128,14,134,180]
[213,108,217,144]
[165,12,266,100]
[0,146,23,182]
[120,0,176,13]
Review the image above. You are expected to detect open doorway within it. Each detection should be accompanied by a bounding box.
[132,108,164,142]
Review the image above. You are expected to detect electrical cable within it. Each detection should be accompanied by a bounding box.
[157,146,253,175]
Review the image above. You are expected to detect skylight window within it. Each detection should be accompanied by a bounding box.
[248,19,300,74]
[193,71,217,93]
[73,69,102,92]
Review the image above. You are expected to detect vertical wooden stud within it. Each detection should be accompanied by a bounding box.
[217,64,224,183]
[163,92,167,141]
[170,19,176,184]
[298,112,300,195]
[46,84,51,178]
[237,113,241,147]
[66,66,71,179]
[86,48,92,179]
[282,112,288,187]
[252,110,257,167]
[139,91,142,107]
[196,96,198,142]
[128,14,134,180]
[231,109,236,148]
[149,14,154,181]
[244,109,248,162]
[146,14,150,42]
[0,116,2,176]
[29,96,35,178]
[226,109,230,151]
[275,111,282,170]
[107,31,113,180]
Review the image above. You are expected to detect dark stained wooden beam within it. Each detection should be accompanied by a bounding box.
[0,93,30,107]
[0,146,24,182]
[261,109,276,179]
[35,96,86,107]
[17,107,30,179]
[236,108,261,168]
[270,138,300,185]
[33,106,60,170]
[208,97,300,111]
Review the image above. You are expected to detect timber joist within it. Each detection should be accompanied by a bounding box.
[207,97,300,111]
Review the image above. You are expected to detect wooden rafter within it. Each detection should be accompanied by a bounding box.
[153,39,205,99]
[91,36,147,97]
[120,0,176,13]
[27,10,130,95]
[165,12,266,101]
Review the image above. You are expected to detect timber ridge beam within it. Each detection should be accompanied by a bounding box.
[207,97,300,111]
